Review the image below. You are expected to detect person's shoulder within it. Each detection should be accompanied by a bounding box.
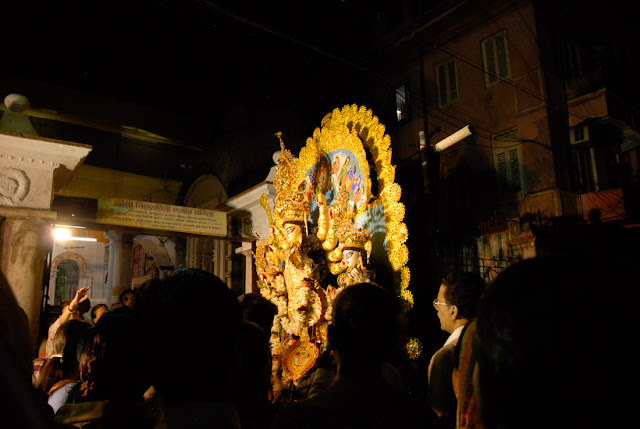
[432,343,456,365]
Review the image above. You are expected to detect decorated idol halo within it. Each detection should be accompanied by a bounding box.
[256,105,413,399]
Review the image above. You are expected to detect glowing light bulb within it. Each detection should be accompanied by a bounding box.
[53,227,71,241]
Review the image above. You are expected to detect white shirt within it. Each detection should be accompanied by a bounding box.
[443,324,465,348]
[48,382,77,414]
[428,325,466,381]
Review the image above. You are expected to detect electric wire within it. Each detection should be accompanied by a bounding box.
[184,0,639,151]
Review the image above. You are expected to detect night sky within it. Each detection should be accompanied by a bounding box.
[4,0,373,120]
[4,0,635,117]
[4,0,636,191]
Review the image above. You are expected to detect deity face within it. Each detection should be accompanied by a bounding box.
[341,248,363,271]
[284,222,303,248]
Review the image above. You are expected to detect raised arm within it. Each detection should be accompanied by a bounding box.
[46,286,90,356]
[59,286,90,324]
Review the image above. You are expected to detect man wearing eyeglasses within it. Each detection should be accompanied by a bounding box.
[427,271,484,428]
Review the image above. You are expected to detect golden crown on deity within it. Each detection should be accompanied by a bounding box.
[274,191,311,226]
[339,222,371,250]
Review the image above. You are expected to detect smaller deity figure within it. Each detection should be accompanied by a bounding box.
[313,157,331,196]
[330,152,347,190]
[255,241,281,294]
[336,221,374,288]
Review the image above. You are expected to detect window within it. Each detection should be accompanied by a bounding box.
[436,59,459,107]
[492,129,524,195]
[482,31,511,87]
[571,147,598,193]
[396,84,409,121]
[570,125,589,144]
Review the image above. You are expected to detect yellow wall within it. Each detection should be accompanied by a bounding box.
[55,164,182,204]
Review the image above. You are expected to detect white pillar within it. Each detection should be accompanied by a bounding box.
[236,242,256,294]
[104,230,133,306]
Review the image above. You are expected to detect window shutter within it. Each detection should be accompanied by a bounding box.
[436,59,458,107]
[509,148,522,192]
[448,61,458,101]
[497,152,508,184]
[493,128,524,196]
[485,37,497,83]
[437,65,447,105]
[495,34,509,79]
[483,32,510,86]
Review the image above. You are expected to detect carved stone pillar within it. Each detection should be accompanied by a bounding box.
[169,236,186,269]
[185,236,214,273]
[0,213,55,344]
[0,94,92,349]
[104,230,134,306]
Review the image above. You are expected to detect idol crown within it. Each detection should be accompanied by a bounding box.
[275,192,310,225]
[340,225,370,249]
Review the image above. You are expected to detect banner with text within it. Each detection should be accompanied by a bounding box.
[97,198,227,236]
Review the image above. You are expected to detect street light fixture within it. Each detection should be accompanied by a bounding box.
[52,225,97,242]
[433,125,473,152]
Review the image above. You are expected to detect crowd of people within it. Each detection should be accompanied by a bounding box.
[1,252,631,428]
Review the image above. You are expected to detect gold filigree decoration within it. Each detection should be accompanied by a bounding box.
[406,337,423,360]
[311,105,412,309]
[257,105,414,400]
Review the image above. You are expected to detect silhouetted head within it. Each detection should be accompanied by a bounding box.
[53,319,91,363]
[79,310,148,401]
[135,268,242,403]
[90,304,109,324]
[77,297,91,316]
[238,292,277,335]
[474,256,619,428]
[119,288,136,307]
[329,282,400,371]
[440,271,484,320]
[436,271,484,333]
[37,319,91,394]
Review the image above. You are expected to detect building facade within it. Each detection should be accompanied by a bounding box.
[353,0,640,285]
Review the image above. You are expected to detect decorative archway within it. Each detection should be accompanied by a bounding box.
[50,252,89,304]
[51,252,89,271]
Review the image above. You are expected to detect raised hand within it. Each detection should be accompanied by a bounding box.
[69,286,90,312]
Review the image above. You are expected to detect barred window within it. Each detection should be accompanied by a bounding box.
[396,84,409,121]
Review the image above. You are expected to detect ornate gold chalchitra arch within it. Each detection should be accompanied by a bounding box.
[255,104,413,399]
